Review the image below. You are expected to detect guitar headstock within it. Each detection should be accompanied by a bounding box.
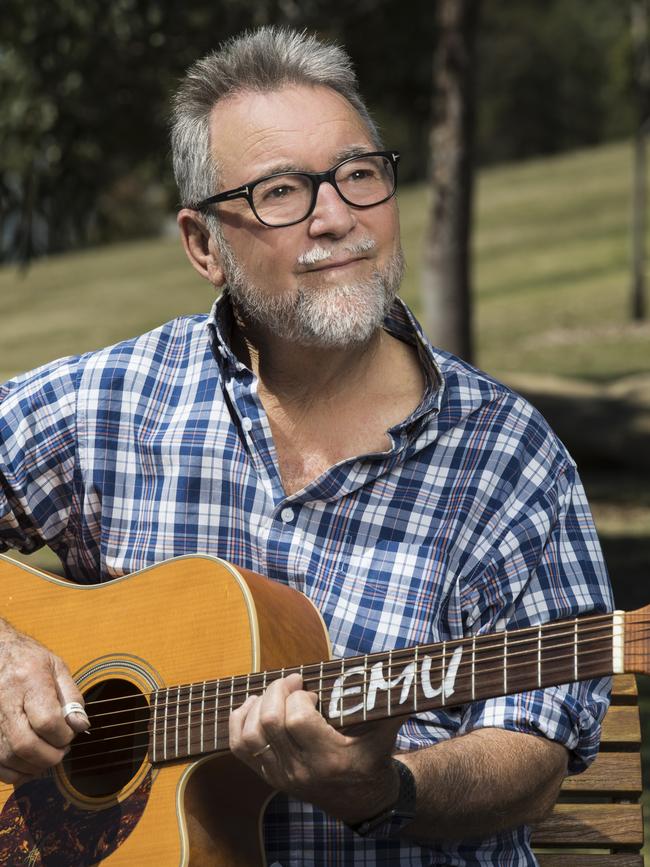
[624,606,650,675]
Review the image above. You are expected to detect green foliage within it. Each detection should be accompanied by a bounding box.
[0,0,639,262]
[477,0,634,162]
[0,0,309,261]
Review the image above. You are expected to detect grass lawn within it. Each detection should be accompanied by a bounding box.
[2,138,650,850]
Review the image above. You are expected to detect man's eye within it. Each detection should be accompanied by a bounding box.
[345,167,376,182]
[261,184,295,201]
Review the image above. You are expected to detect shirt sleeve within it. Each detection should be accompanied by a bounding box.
[457,461,614,773]
[0,358,81,555]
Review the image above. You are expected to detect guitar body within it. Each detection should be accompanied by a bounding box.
[0,554,332,866]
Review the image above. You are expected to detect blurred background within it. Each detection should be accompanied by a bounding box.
[1,0,649,853]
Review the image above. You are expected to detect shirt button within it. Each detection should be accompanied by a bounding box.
[241,417,253,432]
[280,507,295,523]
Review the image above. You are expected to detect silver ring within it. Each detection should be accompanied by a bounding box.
[61,701,87,718]
[252,743,273,758]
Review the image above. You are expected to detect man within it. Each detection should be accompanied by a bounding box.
[0,26,612,866]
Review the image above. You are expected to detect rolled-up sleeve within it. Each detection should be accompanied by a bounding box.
[458,460,614,773]
[0,358,80,555]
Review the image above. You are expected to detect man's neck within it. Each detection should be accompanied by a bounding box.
[228,308,425,495]
[230,319,386,406]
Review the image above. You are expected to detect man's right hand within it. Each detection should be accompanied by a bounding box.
[0,620,89,785]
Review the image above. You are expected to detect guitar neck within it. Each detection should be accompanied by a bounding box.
[148,608,645,766]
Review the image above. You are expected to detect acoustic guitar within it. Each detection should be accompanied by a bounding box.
[0,552,646,866]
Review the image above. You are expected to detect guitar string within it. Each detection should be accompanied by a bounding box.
[73,636,621,742]
[77,619,623,727]
[73,626,646,755]
[85,623,621,731]
[74,621,631,734]
[63,628,643,773]
[76,615,623,715]
[62,658,612,776]
[61,639,620,768]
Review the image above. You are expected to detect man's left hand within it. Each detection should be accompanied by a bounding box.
[229,672,404,823]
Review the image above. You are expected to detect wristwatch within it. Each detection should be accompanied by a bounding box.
[348,759,417,838]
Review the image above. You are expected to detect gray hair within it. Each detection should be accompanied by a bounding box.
[170,26,382,229]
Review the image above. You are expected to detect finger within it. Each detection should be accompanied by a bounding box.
[0,746,60,778]
[53,657,90,734]
[283,688,330,750]
[22,679,76,750]
[0,764,33,787]
[229,695,260,754]
[257,677,295,750]
[1,718,68,773]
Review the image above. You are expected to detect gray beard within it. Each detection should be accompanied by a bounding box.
[218,241,405,348]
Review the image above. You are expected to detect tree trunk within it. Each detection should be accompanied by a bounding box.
[631,0,650,321]
[421,0,480,361]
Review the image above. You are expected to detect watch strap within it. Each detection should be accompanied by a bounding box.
[348,758,416,838]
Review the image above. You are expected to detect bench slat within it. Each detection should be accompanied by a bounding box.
[537,855,644,867]
[532,803,643,847]
[612,674,638,703]
[560,752,642,795]
[600,706,641,747]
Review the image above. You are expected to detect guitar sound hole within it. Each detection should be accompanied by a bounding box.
[63,678,150,798]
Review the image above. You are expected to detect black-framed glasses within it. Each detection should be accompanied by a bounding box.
[190,150,400,228]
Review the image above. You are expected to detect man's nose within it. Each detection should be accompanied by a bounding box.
[307,181,356,238]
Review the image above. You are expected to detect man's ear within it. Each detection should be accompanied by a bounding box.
[177,209,226,287]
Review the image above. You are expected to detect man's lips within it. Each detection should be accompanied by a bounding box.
[302,256,366,273]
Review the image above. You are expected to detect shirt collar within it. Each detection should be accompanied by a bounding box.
[206,292,445,430]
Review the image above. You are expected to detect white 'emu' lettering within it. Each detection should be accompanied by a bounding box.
[421,646,463,701]
[327,658,415,720]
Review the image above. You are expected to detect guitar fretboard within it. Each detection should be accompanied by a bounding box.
[148,612,616,764]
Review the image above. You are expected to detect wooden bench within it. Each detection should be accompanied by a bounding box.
[532,674,645,866]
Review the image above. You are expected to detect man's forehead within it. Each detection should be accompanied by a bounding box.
[208,84,374,180]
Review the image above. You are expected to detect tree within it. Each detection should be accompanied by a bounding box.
[631,0,650,321]
[421,0,480,362]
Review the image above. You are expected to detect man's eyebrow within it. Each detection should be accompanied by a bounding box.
[250,146,378,180]
[254,161,300,178]
[332,145,377,163]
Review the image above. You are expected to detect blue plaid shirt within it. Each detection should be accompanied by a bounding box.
[0,295,613,866]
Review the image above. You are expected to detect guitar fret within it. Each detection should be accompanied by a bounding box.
[441,642,447,706]
[318,662,323,714]
[175,685,181,758]
[363,654,368,722]
[471,636,476,701]
[537,627,542,687]
[339,659,345,726]
[246,673,251,702]
[187,684,193,755]
[200,681,206,754]
[229,676,235,723]
[503,632,508,694]
[414,646,419,712]
[574,619,579,681]
[387,649,393,717]
[152,690,159,762]
[214,679,220,750]
[163,688,169,762]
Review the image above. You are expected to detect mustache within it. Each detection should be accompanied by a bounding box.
[296,238,376,267]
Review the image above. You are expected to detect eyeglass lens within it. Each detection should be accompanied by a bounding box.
[252,154,395,226]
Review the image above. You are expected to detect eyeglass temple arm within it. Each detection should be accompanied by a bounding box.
[195,186,251,210]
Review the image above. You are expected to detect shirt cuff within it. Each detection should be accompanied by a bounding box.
[457,677,611,773]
